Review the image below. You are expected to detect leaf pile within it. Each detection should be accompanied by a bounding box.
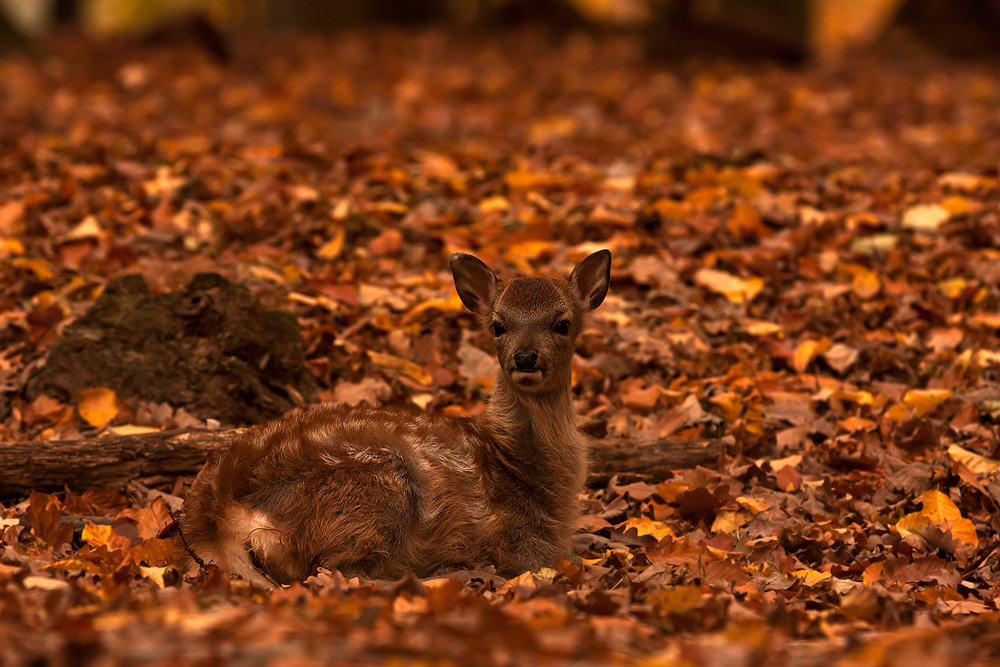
[3,29,1000,665]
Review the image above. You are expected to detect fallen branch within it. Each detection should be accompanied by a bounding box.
[0,429,727,497]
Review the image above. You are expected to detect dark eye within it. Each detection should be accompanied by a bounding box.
[490,322,506,337]
[554,319,571,335]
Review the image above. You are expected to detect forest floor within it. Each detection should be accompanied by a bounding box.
[3,27,1000,666]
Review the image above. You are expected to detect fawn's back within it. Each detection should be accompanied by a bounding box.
[181,250,611,587]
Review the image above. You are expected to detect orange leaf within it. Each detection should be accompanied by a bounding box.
[77,387,122,428]
[118,498,173,541]
[902,389,951,417]
[315,226,345,260]
[131,538,175,566]
[617,517,675,542]
[793,338,831,374]
[851,269,881,300]
[81,522,117,549]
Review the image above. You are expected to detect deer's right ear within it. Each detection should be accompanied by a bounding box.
[450,253,497,315]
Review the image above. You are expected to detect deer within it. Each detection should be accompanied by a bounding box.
[179,250,611,588]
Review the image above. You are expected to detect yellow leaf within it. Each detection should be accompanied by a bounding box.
[791,569,831,587]
[11,258,55,281]
[742,320,783,337]
[617,517,675,542]
[895,511,930,537]
[793,338,831,374]
[920,490,978,548]
[77,387,122,428]
[61,215,102,243]
[735,496,770,516]
[43,558,101,574]
[851,269,881,300]
[903,389,952,417]
[920,489,959,525]
[938,278,966,299]
[315,226,345,260]
[831,389,874,405]
[947,444,1000,475]
[694,268,763,304]
[902,203,950,232]
[23,576,69,591]
[479,196,509,213]
[711,510,751,534]
[131,538,174,566]
[939,172,991,192]
[885,402,909,421]
[709,392,743,421]
[401,295,464,324]
[862,561,884,585]
[140,565,176,588]
[896,490,979,549]
[108,424,161,436]
[81,522,116,548]
[367,350,433,385]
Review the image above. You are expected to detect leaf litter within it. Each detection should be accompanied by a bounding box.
[2,27,1000,666]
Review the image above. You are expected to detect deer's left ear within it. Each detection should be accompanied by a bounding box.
[570,250,611,311]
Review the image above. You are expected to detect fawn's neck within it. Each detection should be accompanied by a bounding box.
[484,372,587,495]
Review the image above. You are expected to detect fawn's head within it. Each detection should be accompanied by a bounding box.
[451,250,610,393]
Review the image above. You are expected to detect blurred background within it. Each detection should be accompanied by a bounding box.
[2,0,999,61]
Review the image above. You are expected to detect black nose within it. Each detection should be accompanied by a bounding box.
[514,350,539,371]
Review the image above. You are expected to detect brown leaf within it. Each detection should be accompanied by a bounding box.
[27,492,72,550]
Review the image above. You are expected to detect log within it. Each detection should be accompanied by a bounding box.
[0,429,241,498]
[0,429,727,498]
[587,436,728,486]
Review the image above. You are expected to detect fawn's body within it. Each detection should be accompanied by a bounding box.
[182,251,611,587]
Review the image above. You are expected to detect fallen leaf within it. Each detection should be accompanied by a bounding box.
[823,343,859,373]
[77,387,122,428]
[315,226,345,260]
[947,444,1000,475]
[791,569,832,587]
[694,268,763,304]
[902,204,950,232]
[851,269,881,300]
[332,377,392,406]
[896,489,978,549]
[793,338,831,374]
[367,350,433,385]
[617,518,675,542]
[0,200,25,235]
[903,389,952,417]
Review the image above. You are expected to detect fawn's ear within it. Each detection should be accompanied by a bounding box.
[570,249,611,311]
[451,253,497,315]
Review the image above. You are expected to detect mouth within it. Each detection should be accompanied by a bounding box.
[510,369,543,386]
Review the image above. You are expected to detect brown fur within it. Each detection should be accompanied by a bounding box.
[180,250,611,587]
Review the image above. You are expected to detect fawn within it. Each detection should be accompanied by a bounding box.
[180,250,611,587]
